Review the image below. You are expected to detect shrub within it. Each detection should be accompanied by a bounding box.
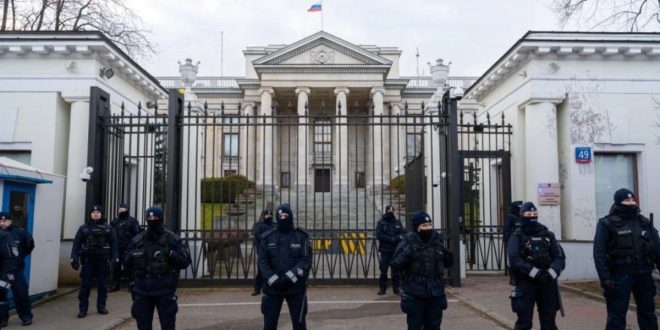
[390,175,405,195]
[201,175,255,203]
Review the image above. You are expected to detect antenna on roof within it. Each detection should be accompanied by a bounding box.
[220,30,224,76]
[416,46,420,78]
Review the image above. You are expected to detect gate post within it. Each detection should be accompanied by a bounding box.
[166,90,184,232]
[85,87,110,209]
[445,91,462,287]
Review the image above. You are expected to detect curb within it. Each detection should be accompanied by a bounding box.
[446,287,514,330]
[8,287,79,317]
[560,284,660,316]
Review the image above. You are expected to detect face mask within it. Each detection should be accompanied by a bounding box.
[118,211,129,219]
[277,217,293,232]
[618,204,640,217]
[264,215,273,222]
[147,219,163,231]
[418,229,433,241]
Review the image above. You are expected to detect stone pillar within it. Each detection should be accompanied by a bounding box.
[259,88,274,187]
[371,88,385,187]
[524,101,561,237]
[390,104,404,176]
[241,102,256,180]
[296,87,310,187]
[63,100,90,239]
[334,87,349,187]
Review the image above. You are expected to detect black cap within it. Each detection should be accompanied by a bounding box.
[613,188,635,205]
[411,211,432,228]
[0,212,10,221]
[519,202,537,214]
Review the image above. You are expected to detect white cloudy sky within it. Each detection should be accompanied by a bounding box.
[130,0,562,77]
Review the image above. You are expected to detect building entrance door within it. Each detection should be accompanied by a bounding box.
[314,169,331,193]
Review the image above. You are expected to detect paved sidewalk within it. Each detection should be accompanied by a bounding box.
[4,286,503,330]
[449,275,659,330]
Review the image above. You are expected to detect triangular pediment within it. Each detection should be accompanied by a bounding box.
[253,31,392,66]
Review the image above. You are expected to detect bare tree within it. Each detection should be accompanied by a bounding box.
[551,0,660,31]
[1,0,155,59]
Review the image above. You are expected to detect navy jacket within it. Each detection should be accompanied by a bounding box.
[123,225,191,296]
[71,219,119,263]
[5,225,34,268]
[110,215,141,250]
[508,222,565,281]
[390,231,453,298]
[593,205,660,281]
[252,217,276,252]
[376,213,406,253]
[0,230,17,287]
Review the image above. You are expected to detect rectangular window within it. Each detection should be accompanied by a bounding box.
[224,170,237,176]
[0,151,31,166]
[355,172,366,188]
[223,133,239,157]
[406,133,422,161]
[224,116,239,124]
[281,172,290,188]
[595,153,638,218]
[314,120,332,163]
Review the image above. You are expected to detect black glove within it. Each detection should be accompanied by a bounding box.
[537,270,553,285]
[600,279,615,290]
[271,276,291,291]
[71,259,80,271]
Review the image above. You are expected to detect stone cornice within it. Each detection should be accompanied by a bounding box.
[253,64,390,75]
[0,32,167,100]
[236,78,261,90]
[252,31,393,66]
[465,31,660,101]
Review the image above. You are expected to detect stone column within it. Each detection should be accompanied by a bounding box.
[390,104,404,176]
[259,88,274,188]
[334,87,349,187]
[370,87,385,187]
[296,87,310,187]
[241,102,256,180]
[524,101,561,237]
[63,100,90,239]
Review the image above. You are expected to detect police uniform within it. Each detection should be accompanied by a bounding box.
[123,206,191,330]
[0,212,19,327]
[390,211,453,330]
[503,201,523,244]
[0,212,35,326]
[251,209,275,295]
[70,205,118,318]
[376,205,405,295]
[110,203,141,291]
[508,202,565,330]
[258,204,312,330]
[593,188,660,330]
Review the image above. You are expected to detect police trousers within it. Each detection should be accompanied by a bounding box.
[379,251,401,290]
[603,273,658,330]
[400,293,447,330]
[131,292,178,330]
[510,279,559,330]
[79,258,109,312]
[261,292,307,330]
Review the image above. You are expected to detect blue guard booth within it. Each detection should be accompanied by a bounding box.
[0,157,65,306]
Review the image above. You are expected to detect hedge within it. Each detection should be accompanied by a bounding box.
[201,175,256,203]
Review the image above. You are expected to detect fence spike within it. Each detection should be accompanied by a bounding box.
[204,101,208,116]
[337,101,342,115]
[421,101,425,112]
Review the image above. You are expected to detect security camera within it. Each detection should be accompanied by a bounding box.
[451,87,465,100]
[79,167,93,182]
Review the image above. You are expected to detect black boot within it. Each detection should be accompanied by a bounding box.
[251,288,261,296]
[393,287,400,295]
[377,287,386,295]
[77,311,87,318]
[97,308,109,315]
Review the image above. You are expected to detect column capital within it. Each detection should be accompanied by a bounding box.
[295,87,311,96]
[241,102,256,110]
[518,93,566,110]
[258,87,275,96]
[370,87,386,96]
[334,87,350,96]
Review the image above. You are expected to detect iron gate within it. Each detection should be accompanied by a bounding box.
[87,87,511,286]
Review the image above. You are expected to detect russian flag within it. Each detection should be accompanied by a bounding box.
[308,2,322,12]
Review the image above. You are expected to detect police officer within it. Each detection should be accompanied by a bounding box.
[123,206,191,330]
[251,209,274,296]
[503,200,523,244]
[376,204,405,295]
[70,204,118,318]
[0,213,19,327]
[258,203,312,330]
[109,203,140,292]
[508,202,565,330]
[390,211,453,330]
[0,212,35,326]
[593,188,660,330]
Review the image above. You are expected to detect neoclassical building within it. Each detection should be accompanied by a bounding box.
[159,31,475,194]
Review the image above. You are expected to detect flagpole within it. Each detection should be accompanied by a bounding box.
[321,0,324,30]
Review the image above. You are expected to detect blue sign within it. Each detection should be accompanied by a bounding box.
[575,147,592,163]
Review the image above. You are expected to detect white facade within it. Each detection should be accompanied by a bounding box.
[0,32,167,283]
[466,31,660,279]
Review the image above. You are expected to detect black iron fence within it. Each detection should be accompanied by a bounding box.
[87,87,511,286]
